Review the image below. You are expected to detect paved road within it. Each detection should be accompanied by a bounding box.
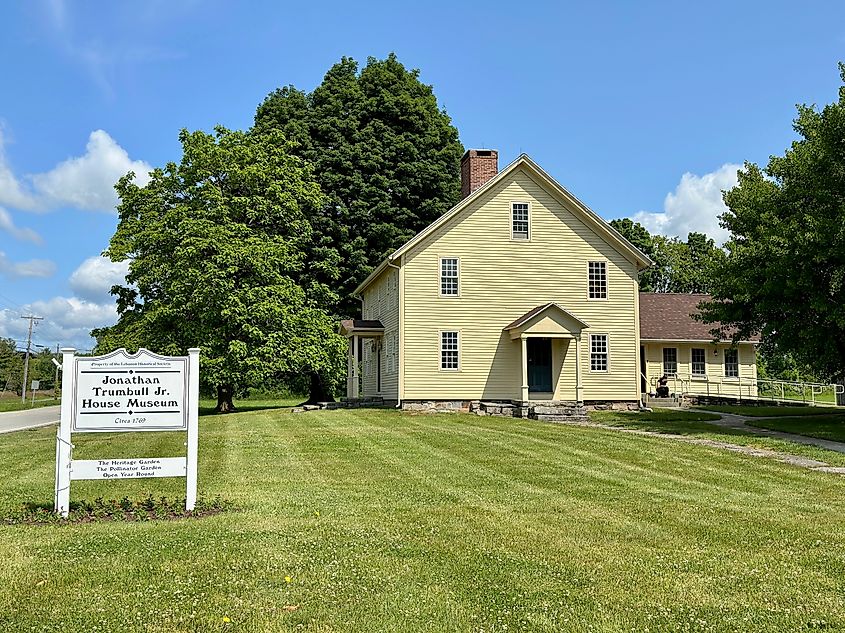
[0,405,60,434]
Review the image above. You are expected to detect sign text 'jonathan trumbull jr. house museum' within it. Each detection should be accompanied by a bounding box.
[55,347,200,518]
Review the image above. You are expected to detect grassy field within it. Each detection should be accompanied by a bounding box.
[694,404,842,417]
[0,392,60,413]
[746,414,845,443]
[594,408,845,467]
[4,408,845,632]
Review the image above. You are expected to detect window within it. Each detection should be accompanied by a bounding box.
[512,202,529,240]
[440,258,459,296]
[590,334,608,372]
[588,261,607,299]
[725,348,739,377]
[440,331,459,370]
[691,348,706,376]
[663,347,678,376]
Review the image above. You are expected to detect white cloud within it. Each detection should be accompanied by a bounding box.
[0,129,39,210]
[0,252,56,279]
[69,256,130,302]
[32,130,152,212]
[0,297,117,351]
[634,164,740,245]
[0,254,127,350]
[0,207,42,244]
[0,128,150,214]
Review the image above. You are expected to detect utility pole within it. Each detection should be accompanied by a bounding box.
[20,315,44,404]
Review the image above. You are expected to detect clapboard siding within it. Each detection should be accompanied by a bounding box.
[643,342,758,397]
[401,166,640,401]
[360,267,400,400]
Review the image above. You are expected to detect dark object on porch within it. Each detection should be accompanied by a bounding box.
[656,374,670,398]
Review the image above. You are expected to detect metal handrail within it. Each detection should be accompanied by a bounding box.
[645,373,843,407]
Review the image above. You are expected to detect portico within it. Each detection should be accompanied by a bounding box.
[503,303,590,403]
[338,319,384,398]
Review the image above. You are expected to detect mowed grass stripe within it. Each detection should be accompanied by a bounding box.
[2,408,845,631]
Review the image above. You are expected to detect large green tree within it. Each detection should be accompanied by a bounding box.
[700,64,845,380]
[610,219,723,293]
[254,53,464,315]
[94,127,347,411]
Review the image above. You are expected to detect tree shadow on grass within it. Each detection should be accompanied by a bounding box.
[198,398,304,417]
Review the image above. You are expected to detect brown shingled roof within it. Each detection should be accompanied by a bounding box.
[639,293,760,342]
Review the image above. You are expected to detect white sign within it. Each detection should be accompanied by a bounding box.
[55,347,200,518]
[31,380,40,390]
[72,349,187,432]
[71,457,187,480]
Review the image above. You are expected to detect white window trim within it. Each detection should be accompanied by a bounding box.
[586,260,609,301]
[438,256,461,298]
[510,201,531,241]
[690,347,707,378]
[589,333,610,373]
[439,329,461,372]
[724,348,739,379]
[663,347,678,376]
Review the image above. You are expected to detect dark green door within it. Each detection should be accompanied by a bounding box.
[527,338,552,393]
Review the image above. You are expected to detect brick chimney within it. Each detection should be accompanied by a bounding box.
[460,149,498,198]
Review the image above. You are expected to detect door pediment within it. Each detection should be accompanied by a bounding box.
[504,303,589,340]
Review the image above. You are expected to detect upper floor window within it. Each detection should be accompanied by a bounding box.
[440,257,459,296]
[440,331,460,370]
[724,348,739,377]
[691,348,706,376]
[590,334,608,372]
[663,347,678,376]
[588,261,607,299]
[511,202,530,240]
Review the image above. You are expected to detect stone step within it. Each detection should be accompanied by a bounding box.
[533,414,589,423]
[648,397,680,408]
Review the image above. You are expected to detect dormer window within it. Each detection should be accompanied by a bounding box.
[511,202,530,240]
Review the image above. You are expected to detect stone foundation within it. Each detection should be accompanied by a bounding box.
[584,401,640,412]
[401,400,472,413]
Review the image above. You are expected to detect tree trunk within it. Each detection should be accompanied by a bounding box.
[216,384,236,413]
[305,371,333,405]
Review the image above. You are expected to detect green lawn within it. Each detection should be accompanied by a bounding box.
[593,408,845,467]
[746,414,845,443]
[4,409,845,631]
[695,404,843,417]
[0,394,60,413]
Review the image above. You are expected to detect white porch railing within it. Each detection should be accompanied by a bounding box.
[646,373,844,407]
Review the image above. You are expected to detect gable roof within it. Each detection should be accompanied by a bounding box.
[639,293,761,342]
[354,154,653,296]
[503,303,590,331]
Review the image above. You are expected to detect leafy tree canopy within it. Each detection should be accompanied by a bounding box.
[254,53,465,315]
[700,64,845,380]
[94,127,347,411]
[609,219,724,293]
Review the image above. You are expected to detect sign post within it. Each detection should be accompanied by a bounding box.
[54,348,200,518]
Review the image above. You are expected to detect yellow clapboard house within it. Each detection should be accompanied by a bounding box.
[339,150,756,415]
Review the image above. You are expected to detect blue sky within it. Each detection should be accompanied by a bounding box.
[0,0,843,351]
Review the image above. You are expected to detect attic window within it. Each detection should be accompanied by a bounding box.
[511,202,530,240]
[588,261,607,299]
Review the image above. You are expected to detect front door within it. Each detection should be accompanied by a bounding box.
[527,337,553,393]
